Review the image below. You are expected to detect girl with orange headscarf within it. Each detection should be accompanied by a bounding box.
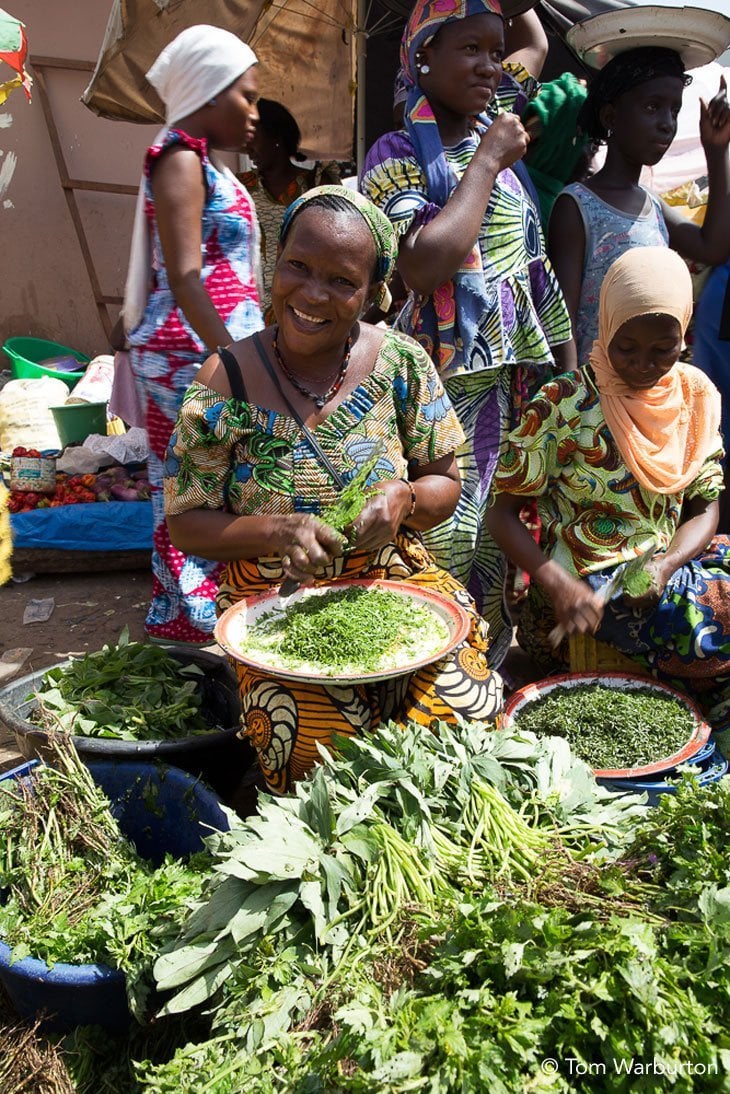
[488,246,730,730]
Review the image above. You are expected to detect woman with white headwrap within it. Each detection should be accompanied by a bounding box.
[123,24,264,644]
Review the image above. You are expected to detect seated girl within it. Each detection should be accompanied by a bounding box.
[487,246,730,730]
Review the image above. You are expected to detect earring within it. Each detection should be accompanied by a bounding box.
[418,63,430,75]
[606,127,613,138]
[208,97,218,106]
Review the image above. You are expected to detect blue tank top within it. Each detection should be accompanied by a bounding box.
[562,182,669,363]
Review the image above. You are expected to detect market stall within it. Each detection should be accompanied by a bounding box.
[1,337,153,574]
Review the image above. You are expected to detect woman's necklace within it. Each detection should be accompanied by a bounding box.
[272,330,353,410]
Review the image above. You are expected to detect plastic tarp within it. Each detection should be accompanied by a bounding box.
[82,0,357,160]
[10,501,153,551]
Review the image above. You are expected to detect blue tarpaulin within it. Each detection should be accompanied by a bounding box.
[10,501,153,552]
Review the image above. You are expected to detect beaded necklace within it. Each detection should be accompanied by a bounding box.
[272,329,353,409]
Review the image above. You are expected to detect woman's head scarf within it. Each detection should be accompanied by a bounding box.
[123,25,258,334]
[146,24,258,125]
[589,247,721,495]
[401,0,503,206]
[279,185,398,311]
[398,0,505,372]
[578,46,690,143]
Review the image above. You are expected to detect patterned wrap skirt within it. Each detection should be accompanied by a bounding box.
[218,534,504,794]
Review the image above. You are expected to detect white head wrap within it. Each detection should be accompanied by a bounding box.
[122,25,259,335]
[146,24,258,125]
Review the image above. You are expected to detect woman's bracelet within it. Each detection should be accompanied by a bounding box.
[402,478,417,520]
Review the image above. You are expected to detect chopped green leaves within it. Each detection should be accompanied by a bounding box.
[513,684,696,770]
[242,586,449,675]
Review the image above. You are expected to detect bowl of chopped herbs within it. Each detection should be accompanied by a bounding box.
[215,579,471,684]
[503,672,711,779]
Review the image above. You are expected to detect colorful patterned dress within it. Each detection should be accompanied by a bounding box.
[559,182,669,365]
[128,129,263,642]
[242,162,341,318]
[493,368,730,729]
[361,114,571,668]
[164,330,504,793]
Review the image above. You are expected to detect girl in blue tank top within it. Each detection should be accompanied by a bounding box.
[548,46,730,369]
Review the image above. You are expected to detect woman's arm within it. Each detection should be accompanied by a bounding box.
[503,9,548,79]
[167,508,343,565]
[665,79,730,266]
[486,492,604,636]
[547,192,584,372]
[624,495,719,609]
[348,454,461,553]
[151,146,236,352]
[397,113,530,295]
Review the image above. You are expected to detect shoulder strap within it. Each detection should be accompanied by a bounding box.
[217,346,248,403]
[251,332,346,489]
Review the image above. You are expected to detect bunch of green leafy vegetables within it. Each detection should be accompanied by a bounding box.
[31,626,214,741]
[142,770,730,1092]
[150,721,643,1019]
[0,742,213,1019]
[318,445,383,544]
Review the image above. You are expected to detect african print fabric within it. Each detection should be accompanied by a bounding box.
[0,482,11,587]
[493,369,730,727]
[423,369,514,669]
[242,162,341,317]
[164,329,503,792]
[128,128,263,642]
[361,125,569,380]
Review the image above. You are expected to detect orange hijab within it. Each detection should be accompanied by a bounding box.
[589,247,721,495]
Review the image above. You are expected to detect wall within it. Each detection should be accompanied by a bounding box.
[1,0,153,361]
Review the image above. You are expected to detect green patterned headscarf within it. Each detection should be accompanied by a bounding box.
[279,185,398,310]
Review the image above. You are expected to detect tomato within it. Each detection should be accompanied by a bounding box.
[11,446,28,458]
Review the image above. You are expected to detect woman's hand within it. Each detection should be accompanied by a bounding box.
[700,76,730,153]
[345,480,411,553]
[278,514,346,587]
[478,112,530,174]
[545,568,606,640]
[621,557,667,611]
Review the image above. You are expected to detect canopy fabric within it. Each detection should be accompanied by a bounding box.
[0,7,31,103]
[82,0,356,160]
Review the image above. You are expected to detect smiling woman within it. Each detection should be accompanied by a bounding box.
[162,185,504,794]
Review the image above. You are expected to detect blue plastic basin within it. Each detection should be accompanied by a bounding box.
[0,759,229,1031]
[598,745,728,807]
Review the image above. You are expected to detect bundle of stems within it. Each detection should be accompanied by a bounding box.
[0,736,122,925]
[462,778,549,882]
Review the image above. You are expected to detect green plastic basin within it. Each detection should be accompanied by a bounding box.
[3,337,90,389]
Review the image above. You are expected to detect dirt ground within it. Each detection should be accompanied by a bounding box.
[0,564,150,769]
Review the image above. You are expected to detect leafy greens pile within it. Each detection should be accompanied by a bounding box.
[140,719,730,1092]
[0,742,212,1019]
[29,720,730,1093]
[31,627,214,741]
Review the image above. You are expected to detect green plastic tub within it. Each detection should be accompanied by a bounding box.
[2,337,90,388]
[51,401,108,447]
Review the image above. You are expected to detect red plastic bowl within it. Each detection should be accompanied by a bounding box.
[503,671,711,780]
